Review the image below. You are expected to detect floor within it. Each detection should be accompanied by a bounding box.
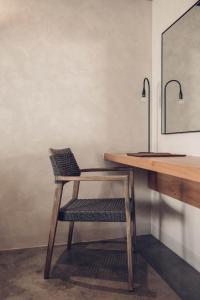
[0,235,199,300]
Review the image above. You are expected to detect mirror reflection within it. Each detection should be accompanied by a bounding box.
[162,1,200,134]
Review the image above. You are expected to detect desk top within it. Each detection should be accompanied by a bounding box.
[104,153,200,183]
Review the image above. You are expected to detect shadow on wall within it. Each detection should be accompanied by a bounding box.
[154,194,192,262]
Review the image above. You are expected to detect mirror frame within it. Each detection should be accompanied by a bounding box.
[161,0,200,135]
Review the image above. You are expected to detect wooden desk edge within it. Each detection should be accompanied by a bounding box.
[104,153,200,183]
[104,153,200,209]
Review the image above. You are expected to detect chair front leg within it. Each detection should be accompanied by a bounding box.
[67,181,80,250]
[124,178,134,291]
[67,222,74,250]
[44,183,63,279]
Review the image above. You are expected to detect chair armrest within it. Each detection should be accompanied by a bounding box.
[55,175,128,182]
[80,167,130,172]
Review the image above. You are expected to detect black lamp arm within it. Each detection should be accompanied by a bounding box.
[163,79,183,133]
[164,79,183,99]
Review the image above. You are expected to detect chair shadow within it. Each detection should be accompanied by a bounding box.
[51,240,157,297]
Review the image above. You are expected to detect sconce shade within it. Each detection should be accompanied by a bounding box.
[142,88,146,97]
[179,89,183,99]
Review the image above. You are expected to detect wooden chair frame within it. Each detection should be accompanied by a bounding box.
[44,167,136,291]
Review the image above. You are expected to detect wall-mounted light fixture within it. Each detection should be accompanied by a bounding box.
[164,79,184,132]
[141,77,151,152]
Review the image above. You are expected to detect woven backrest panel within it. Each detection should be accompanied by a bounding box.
[49,148,81,177]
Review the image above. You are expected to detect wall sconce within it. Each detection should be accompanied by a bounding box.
[141,77,151,152]
[164,79,184,132]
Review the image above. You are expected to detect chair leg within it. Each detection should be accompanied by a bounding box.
[44,183,63,279]
[67,221,74,250]
[66,181,79,250]
[129,169,137,251]
[131,206,137,252]
[124,178,134,291]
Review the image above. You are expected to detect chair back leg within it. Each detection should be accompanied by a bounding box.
[67,181,80,250]
[44,183,63,279]
[124,178,134,291]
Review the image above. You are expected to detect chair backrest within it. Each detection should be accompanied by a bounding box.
[49,148,81,177]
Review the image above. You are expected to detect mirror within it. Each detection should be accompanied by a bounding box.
[162,0,200,134]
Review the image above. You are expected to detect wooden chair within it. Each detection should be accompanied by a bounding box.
[44,148,136,290]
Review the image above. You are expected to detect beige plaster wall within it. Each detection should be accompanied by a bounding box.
[0,0,152,250]
[152,0,200,272]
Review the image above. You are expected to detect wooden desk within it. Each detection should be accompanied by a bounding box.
[104,153,200,209]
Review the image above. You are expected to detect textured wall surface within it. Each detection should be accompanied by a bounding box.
[152,0,200,272]
[0,0,152,250]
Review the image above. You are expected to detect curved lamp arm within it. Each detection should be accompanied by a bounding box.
[164,79,183,100]
[164,79,183,133]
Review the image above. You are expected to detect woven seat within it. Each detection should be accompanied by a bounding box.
[59,198,128,222]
